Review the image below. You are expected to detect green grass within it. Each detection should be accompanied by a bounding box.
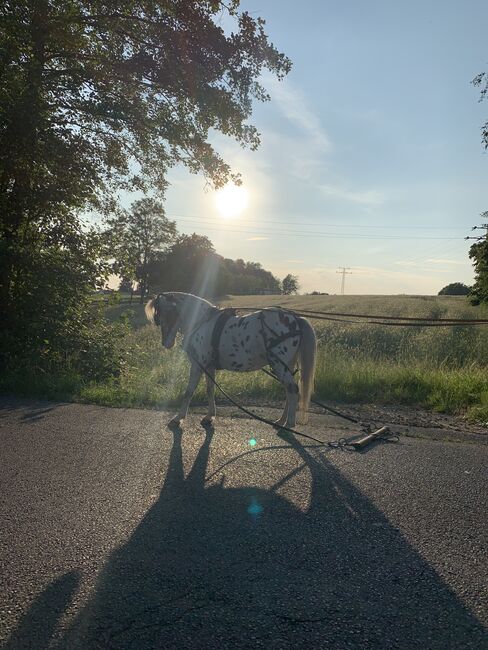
[4,294,488,424]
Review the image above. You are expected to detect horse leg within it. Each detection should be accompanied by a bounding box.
[270,358,299,428]
[274,394,289,426]
[201,367,216,426]
[169,362,203,426]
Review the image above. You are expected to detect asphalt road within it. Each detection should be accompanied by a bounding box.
[1,396,487,649]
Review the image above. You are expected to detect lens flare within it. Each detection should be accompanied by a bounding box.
[247,498,263,516]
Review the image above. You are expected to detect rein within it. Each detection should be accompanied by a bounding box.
[187,307,396,450]
[191,356,353,448]
[233,305,488,327]
[191,356,398,451]
[157,295,398,450]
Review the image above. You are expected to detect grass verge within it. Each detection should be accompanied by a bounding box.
[2,295,488,425]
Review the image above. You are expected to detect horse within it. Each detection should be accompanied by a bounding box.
[145,292,316,429]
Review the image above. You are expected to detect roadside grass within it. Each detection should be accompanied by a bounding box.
[3,294,488,425]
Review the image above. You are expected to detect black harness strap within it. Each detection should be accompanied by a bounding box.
[211,308,237,369]
[258,311,301,376]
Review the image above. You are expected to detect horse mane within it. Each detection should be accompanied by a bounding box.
[164,292,215,309]
[145,293,216,326]
[144,298,157,325]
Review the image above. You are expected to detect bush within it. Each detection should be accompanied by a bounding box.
[1,235,129,393]
[438,283,470,296]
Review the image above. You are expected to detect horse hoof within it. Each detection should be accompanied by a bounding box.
[201,416,214,426]
[168,416,183,428]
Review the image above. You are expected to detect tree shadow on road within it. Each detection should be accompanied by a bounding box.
[0,396,65,423]
[16,427,488,648]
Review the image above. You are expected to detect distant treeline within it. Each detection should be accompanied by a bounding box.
[122,233,282,298]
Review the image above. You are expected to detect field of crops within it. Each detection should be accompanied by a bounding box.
[77,294,488,424]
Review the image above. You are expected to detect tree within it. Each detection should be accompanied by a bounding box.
[471,69,488,301]
[438,283,471,296]
[282,274,299,295]
[0,2,290,365]
[473,72,488,150]
[469,237,488,304]
[216,258,281,295]
[148,235,281,297]
[107,198,177,302]
[149,234,216,294]
[119,277,134,295]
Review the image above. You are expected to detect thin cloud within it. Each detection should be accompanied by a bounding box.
[426,258,467,265]
[396,259,468,270]
[246,236,268,241]
[395,260,425,267]
[266,76,332,153]
[320,184,386,207]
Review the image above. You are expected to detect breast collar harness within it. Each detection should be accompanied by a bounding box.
[185,307,237,370]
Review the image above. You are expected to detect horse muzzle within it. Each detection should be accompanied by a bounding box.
[162,326,177,349]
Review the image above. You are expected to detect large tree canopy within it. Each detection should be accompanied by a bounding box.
[0,1,290,369]
[0,0,291,239]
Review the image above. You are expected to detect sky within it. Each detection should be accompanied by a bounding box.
[147,1,488,294]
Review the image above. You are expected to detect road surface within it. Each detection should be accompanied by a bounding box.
[1,396,487,649]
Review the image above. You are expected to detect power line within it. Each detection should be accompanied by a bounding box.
[172,219,460,241]
[394,239,470,267]
[166,212,466,230]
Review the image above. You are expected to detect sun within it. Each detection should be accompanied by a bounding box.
[215,183,249,218]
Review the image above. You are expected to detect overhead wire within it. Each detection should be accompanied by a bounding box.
[166,212,467,231]
[168,219,461,240]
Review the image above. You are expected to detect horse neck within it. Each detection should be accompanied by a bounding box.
[178,293,216,335]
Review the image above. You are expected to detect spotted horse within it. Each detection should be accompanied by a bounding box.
[145,292,317,429]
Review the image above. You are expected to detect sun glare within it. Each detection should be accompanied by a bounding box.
[215,183,249,218]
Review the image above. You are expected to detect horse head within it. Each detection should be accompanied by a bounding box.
[146,293,180,349]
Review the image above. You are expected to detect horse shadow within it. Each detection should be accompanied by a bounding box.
[11,427,488,649]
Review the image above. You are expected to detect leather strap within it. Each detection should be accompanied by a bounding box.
[211,308,237,369]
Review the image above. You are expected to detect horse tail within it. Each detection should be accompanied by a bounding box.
[297,317,317,424]
[145,298,157,324]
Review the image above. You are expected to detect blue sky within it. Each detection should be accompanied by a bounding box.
[164,0,488,294]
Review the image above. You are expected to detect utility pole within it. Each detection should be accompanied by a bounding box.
[336,267,353,295]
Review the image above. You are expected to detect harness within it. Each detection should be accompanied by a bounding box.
[257,310,302,375]
[187,306,300,374]
[210,308,237,369]
[185,307,237,370]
